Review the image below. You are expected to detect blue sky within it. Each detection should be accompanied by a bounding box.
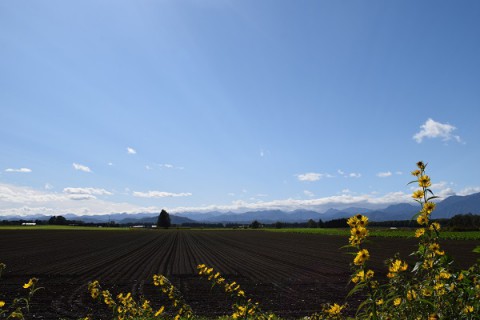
[1,1,479,216]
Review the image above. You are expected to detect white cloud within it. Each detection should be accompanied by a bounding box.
[63,187,113,196]
[413,118,462,143]
[341,189,351,194]
[127,147,137,154]
[297,172,333,181]
[44,183,53,190]
[304,190,315,197]
[108,162,114,166]
[395,171,403,175]
[169,192,413,214]
[0,183,161,216]
[145,165,152,170]
[68,194,97,201]
[338,169,361,178]
[5,168,32,173]
[132,191,192,198]
[458,187,480,196]
[73,163,91,173]
[377,171,392,178]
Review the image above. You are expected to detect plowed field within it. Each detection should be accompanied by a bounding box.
[1,229,479,319]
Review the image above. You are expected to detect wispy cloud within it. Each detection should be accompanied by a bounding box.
[304,190,315,197]
[73,163,91,173]
[132,191,192,198]
[377,171,392,178]
[297,172,333,181]
[127,147,137,155]
[413,118,462,143]
[338,169,361,178]
[63,187,112,196]
[63,188,112,200]
[159,164,184,170]
[5,168,32,173]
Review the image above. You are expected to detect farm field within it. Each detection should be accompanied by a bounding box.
[268,228,480,240]
[1,229,479,319]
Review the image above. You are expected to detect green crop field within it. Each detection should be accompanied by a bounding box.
[266,227,480,240]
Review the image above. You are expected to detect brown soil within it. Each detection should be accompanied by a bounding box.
[1,229,478,319]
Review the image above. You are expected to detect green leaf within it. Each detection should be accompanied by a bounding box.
[472,246,480,254]
[347,283,366,298]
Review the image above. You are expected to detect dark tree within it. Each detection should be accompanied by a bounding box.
[307,219,318,228]
[318,219,325,228]
[48,215,67,225]
[157,209,171,229]
[250,220,261,229]
[275,221,284,229]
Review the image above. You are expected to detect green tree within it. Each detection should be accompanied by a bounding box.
[48,215,67,225]
[307,219,317,228]
[157,209,171,229]
[250,220,261,229]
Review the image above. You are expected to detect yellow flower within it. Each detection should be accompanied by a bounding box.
[415,228,425,238]
[423,202,436,214]
[353,249,370,266]
[389,259,408,273]
[412,190,424,199]
[428,314,439,320]
[423,259,434,269]
[458,272,464,281]
[439,271,451,279]
[376,299,383,306]
[23,278,36,289]
[350,226,369,242]
[416,161,426,170]
[464,305,474,313]
[365,269,374,279]
[422,287,433,296]
[411,169,421,176]
[0,301,5,307]
[429,243,445,255]
[417,214,429,225]
[407,290,417,301]
[393,297,402,306]
[142,300,150,310]
[418,175,431,188]
[154,306,165,317]
[326,303,344,315]
[351,270,365,283]
[429,222,440,231]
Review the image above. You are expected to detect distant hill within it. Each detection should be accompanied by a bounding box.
[2,193,479,224]
[176,193,480,223]
[433,192,480,218]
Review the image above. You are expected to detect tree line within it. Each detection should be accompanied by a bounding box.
[2,212,480,230]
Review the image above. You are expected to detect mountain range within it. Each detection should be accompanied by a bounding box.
[2,192,480,224]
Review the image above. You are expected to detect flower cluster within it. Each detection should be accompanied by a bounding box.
[197,264,275,320]
[347,214,369,246]
[87,280,156,319]
[0,263,41,320]
[153,274,193,319]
